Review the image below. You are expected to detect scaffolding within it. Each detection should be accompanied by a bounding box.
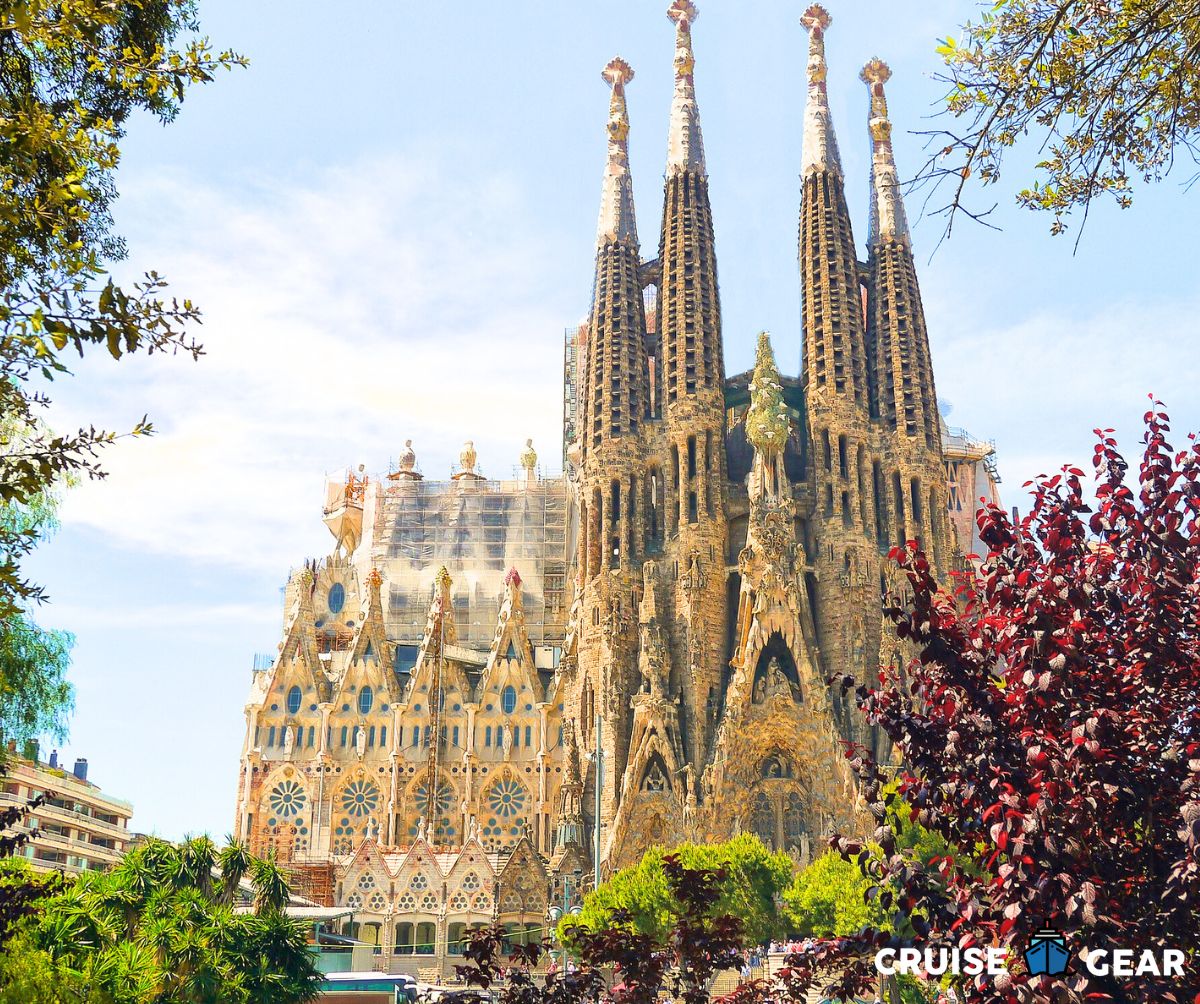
[369,477,571,652]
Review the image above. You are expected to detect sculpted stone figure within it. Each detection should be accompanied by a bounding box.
[355,724,367,757]
[282,725,294,756]
[502,723,514,759]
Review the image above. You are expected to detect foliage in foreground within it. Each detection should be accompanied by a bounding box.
[782,403,1200,1002]
[0,836,320,1004]
[453,855,744,1004]
[781,851,887,938]
[0,0,244,618]
[924,0,1200,238]
[562,833,793,947]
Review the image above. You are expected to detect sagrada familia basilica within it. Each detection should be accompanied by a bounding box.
[233,2,1001,972]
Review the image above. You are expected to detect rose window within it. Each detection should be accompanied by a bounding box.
[487,778,526,818]
[340,779,380,817]
[268,780,306,819]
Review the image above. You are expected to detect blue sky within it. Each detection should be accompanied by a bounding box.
[25,0,1200,840]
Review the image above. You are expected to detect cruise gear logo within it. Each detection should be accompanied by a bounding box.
[874,925,1185,979]
[1024,926,1070,977]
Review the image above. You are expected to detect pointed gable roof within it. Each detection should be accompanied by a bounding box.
[479,568,543,703]
[343,567,400,703]
[275,565,330,702]
[407,567,471,700]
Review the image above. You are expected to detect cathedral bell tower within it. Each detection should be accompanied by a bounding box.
[653,0,728,776]
[798,6,881,749]
[861,58,951,574]
[570,56,651,840]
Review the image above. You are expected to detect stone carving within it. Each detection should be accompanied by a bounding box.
[502,724,514,759]
[355,724,366,758]
[282,725,294,756]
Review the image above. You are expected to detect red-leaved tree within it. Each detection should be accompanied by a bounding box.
[762,402,1200,1004]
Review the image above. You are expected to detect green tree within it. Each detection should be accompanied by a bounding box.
[0,422,75,742]
[922,0,1200,237]
[0,0,245,616]
[782,851,888,937]
[2,836,320,1003]
[563,833,793,947]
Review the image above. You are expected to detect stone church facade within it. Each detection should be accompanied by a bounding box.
[232,3,999,972]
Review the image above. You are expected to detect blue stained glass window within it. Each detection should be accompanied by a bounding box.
[307,726,315,748]
[525,726,532,747]
[358,687,373,715]
[412,726,419,747]
[505,641,518,661]
[286,686,302,714]
[380,726,387,746]
[485,726,492,747]
[340,779,380,817]
[423,725,430,747]
[502,686,517,714]
[267,726,276,747]
[328,582,345,613]
[340,726,348,747]
[452,726,459,747]
[368,726,376,747]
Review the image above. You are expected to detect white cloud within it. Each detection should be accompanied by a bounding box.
[930,290,1200,506]
[45,155,577,574]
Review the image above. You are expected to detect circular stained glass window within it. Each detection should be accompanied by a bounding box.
[413,778,454,818]
[487,778,526,818]
[358,686,373,715]
[269,780,306,819]
[286,686,302,714]
[328,583,345,614]
[340,779,380,817]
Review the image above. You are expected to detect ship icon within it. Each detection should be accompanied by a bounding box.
[1024,926,1071,976]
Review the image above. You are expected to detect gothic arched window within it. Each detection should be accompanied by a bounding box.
[750,791,775,848]
[358,686,373,715]
[286,686,302,714]
[501,685,517,715]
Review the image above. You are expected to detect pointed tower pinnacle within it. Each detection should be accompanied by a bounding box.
[666,0,705,175]
[597,57,638,247]
[861,58,909,245]
[800,4,841,178]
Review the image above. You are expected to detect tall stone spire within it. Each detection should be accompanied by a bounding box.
[654,0,727,779]
[860,59,950,602]
[800,4,841,178]
[861,58,909,245]
[798,4,867,408]
[597,57,638,247]
[579,57,648,463]
[862,58,939,454]
[666,0,705,175]
[571,57,652,848]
